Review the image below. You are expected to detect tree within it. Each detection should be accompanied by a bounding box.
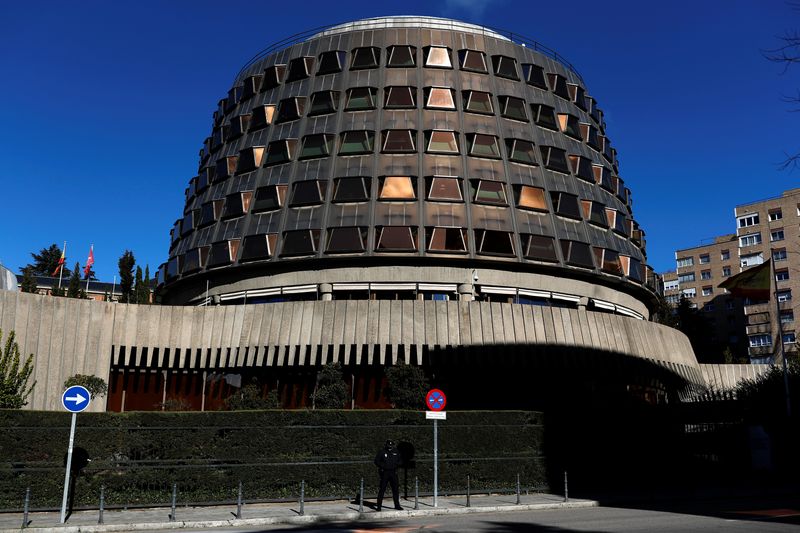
[134,266,150,304]
[312,363,349,409]
[19,268,38,294]
[64,374,108,399]
[651,293,679,328]
[0,329,36,409]
[24,244,70,278]
[66,262,85,299]
[118,250,135,303]
[385,365,429,409]
[225,380,281,410]
[764,21,800,170]
[50,286,65,297]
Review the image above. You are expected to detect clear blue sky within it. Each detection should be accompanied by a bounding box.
[1,0,798,281]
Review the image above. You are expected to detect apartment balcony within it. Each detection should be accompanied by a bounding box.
[747,323,772,335]
[744,302,769,315]
[747,312,771,326]
[748,345,773,357]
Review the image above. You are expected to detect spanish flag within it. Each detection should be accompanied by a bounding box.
[719,259,771,300]
[52,244,66,277]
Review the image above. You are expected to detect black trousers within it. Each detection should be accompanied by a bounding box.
[377,469,400,509]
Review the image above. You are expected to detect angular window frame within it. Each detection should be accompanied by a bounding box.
[280,229,321,256]
[386,45,416,68]
[350,46,381,70]
[531,103,558,130]
[383,86,417,109]
[492,55,519,80]
[260,65,286,91]
[332,177,370,203]
[505,138,537,165]
[539,145,569,173]
[275,96,306,124]
[472,180,507,206]
[308,90,340,116]
[208,239,241,267]
[498,95,528,122]
[523,234,558,262]
[264,139,298,166]
[462,90,494,115]
[345,87,378,111]
[299,133,334,160]
[249,104,276,131]
[376,226,418,251]
[547,73,571,99]
[515,185,548,212]
[475,229,515,256]
[252,184,288,213]
[426,227,468,253]
[285,56,315,83]
[381,129,417,153]
[560,240,595,269]
[423,46,452,68]
[326,226,367,254]
[458,49,488,73]
[424,130,460,154]
[569,155,595,182]
[317,50,346,75]
[522,63,547,89]
[557,113,582,139]
[338,130,375,155]
[289,180,327,207]
[424,87,456,110]
[467,133,501,159]
[551,191,582,219]
[378,176,417,200]
[426,176,463,202]
[236,146,265,174]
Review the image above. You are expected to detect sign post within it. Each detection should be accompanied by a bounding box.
[425,389,446,508]
[60,385,90,523]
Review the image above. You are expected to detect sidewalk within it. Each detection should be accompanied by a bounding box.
[0,493,597,532]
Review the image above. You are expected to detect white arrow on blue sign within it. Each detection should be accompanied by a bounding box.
[61,385,91,413]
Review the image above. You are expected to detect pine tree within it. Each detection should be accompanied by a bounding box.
[134,266,148,304]
[24,244,70,278]
[66,262,83,298]
[118,251,135,303]
[20,268,38,294]
[143,265,151,304]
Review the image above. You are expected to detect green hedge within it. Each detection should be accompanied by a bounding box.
[0,410,545,510]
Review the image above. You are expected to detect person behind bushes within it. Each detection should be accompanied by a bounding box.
[373,439,402,511]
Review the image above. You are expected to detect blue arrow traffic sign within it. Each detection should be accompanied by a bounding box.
[61,385,91,413]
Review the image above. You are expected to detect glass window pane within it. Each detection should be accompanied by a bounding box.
[377,226,417,251]
[333,177,369,202]
[558,114,581,138]
[261,65,285,91]
[474,181,506,205]
[253,185,287,212]
[380,176,416,199]
[477,230,514,256]
[561,240,594,268]
[249,105,276,131]
[382,130,416,153]
[384,86,416,108]
[351,47,379,70]
[428,177,462,201]
[507,139,536,164]
[522,64,547,88]
[387,45,416,67]
[425,87,455,109]
[469,134,500,158]
[276,97,305,123]
[326,227,366,253]
[464,91,493,114]
[492,55,518,80]
[425,46,452,68]
[551,192,581,218]
[426,130,459,153]
[286,56,314,82]
[524,235,558,262]
[500,96,528,121]
[532,104,557,130]
[317,50,345,75]
[281,230,319,256]
[459,49,487,72]
[427,227,467,252]
[308,91,339,116]
[548,73,571,99]
[265,139,296,165]
[339,131,374,155]
[540,146,569,173]
[346,87,376,110]
[290,180,324,206]
[240,234,277,261]
[299,134,332,159]
[517,186,547,211]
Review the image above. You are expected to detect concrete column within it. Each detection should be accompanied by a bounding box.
[458,283,474,302]
[319,283,333,301]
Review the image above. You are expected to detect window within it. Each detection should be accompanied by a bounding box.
[774,248,788,261]
[338,130,374,155]
[384,86,416,108]
[703,303,715,312]
[498,95,528,121]
[379,176,416,200]
[768,209,783,221]
[332,177,370,203]
[550,191,581,219]
[547,73,570,99]
[387,45,416,67]
[771,229,785,241]
[427,176,463,202]
[516,185,548,211]
[228,114,251,139]
[580,123,601,150]
[592,247,622,274]
[198,199,225,226]
[345,87,378,110]
[740,252,763,267]
[425,130,460,154]
[592,165,614,191]
[739,233,762,247]
[249,105,276,130]
[275,97,306,123]
[701,270,712,280]
[181,247,209,273]
[539,146,569,173]
[467,134,501,159]
[560,240,594,268]
[285,56,314,82]
[222,191,253,219]
[581,200,608,227]
[281,229,320,256]
[351,47,380,70]
[427,227,468,253]
[424,87,455,110]
[381,129,416,153]
[682,288,696,298]
[780,310,794,323]
[423,46,452,68]
[252,185,287,212]
[215,156,238,181]
[491,55,519,80]
[622,256,643,282]
[721,249,730,261]
[207,239,240,267]
[475,229,515,256]
[749,334,772,347]
[376,226,417,251]
[737,213,759,228]
[298,134,333,160]
[530,104,558,131]
[326,227,367,253]
[522,63,547,89]
[557,113,582,139]
[777,290,793,302]
[607,209,628,235]
[699,254,710,264]
[568,84,587,110]
[722,266,731,277]
[784,332,797,344]
[505,138,537,164]
[523,235,558,262]
[308,91,340,116]
[317,50,346,75]
[776,269,790,281]
[463,90,494,114]
[264,139,298,166]
[289,180,326,206]
[458,49,487,73]
[236,146,265,173]
[240,75,262,101]
[702,286,713,296]
[663,280,679,291]
[240,234,278,262]
[678,272,696,283]
[473,180,507,205]
[569,155,594,182]
[260,65,286,91]
[180,211,196,236]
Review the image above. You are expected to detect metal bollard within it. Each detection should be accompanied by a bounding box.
[466,474,471,508]
[169,483,177,522]
[359,478,364,513]
[98,485,105,525]
[516,473,521,505]
[235,481,243,519]
[299,480,305,516]
[414,477,419,510]
[564,471,569,502]
[22,487,30,529]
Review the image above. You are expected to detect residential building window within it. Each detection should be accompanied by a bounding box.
[722,266,731,277]
[702,286,713,296]
[780,310,794,323]
[240,234,278,262]
[521,63,548,89]
[381,129,417,153]
[317,50,346,75]
[289,180,326,206]
[676,257,694,268]
[682,288,696,298]
[701,270,712,280]
[491,55,519,80]
[774,249,788,261]
[463,90,494,114]
[260,64,286,91]
[770,229,785,241]
[264,139,297,166]
[345,87,378,110]
[350,47,380,70]
[423,46,452,68]
[386,45,416,67]
[663,280,679,291]
[498,95,528,121]
[249,105,276,130]
[546,73,570,99]
[738,233,761,247]
[784,333,797,344]
[699,254,710,264]
[777,290,793,302]
[768,209,783,221]
[424,87,456,110]
[332,177,370,203]
[678,272,695,283]
[384,86,417,108]
[425,130,460,154]
[776,269,790,281]
[720,249,730,261]
[275,97,306,123]
[557,113,582,139]
[281,229,321,256]
[339,130,374,155]
[379,176,416,200]
[467,133,501,158]
[749,334,772,347]
[581,200,608,227]
[285,56,314,82]
[569,155,595,182]
[252,185,287,212]
[308,90,340,116]
[740,253,764,267]
[737,213,759,228]
[568,84,587,110]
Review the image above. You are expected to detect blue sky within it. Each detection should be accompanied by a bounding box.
[1,0,798,281]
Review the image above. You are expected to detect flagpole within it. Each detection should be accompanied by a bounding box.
[771,249,792,418]
[58,241,67,290]
[85,244,93,293]
[111,275,116,303]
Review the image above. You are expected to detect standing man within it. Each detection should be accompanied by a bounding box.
[374,440,402,511]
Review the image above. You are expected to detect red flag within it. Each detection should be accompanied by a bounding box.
[52,246,66,276]
[83,246,94,279]
[719,259,771,300]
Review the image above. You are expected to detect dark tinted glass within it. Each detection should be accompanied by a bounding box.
[339,131,374,155]
[570,84,587,110]
[570,155,594,181]
[506,139,536,164]
[377,226,416,251]
[522,64,547,88]
[561,240,594,268]
[474,180,506,205]
[492,55,519,80]
[241,234,276,261]
[208,241,237,266]
[551,192,581,218]
[458,49,487,72]
[326,227,366,253]
[276,97,305,123]
[198,202,217,226]
[548,73,570,99]
[351,47,380,70]
[387,45,416,67]
[299,134,332,159]
[286,57,313,82]
[532,104,558,130]
[290,181,324,206]
[476,230,514,256]
[223,193,245,218]
[261,65,285,91]
[252,185,286,212]
[464,90,493,114]
[281,230,319,256]
[384,86,416,108]
[540,146,569,173]
[317,51,345,74]
[524,235,558,262]
[382,130,416,153]
[469,134,501,158]
[346,87,377,110]
[500,96,528,121]
[628,257,643,281]
[333,177,369,202]
[559,114,582,139]
[427,227,467,252]
[265,140,295,165]
[308,91,339,116]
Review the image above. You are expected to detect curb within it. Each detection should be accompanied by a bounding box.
[3,500,598,532]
